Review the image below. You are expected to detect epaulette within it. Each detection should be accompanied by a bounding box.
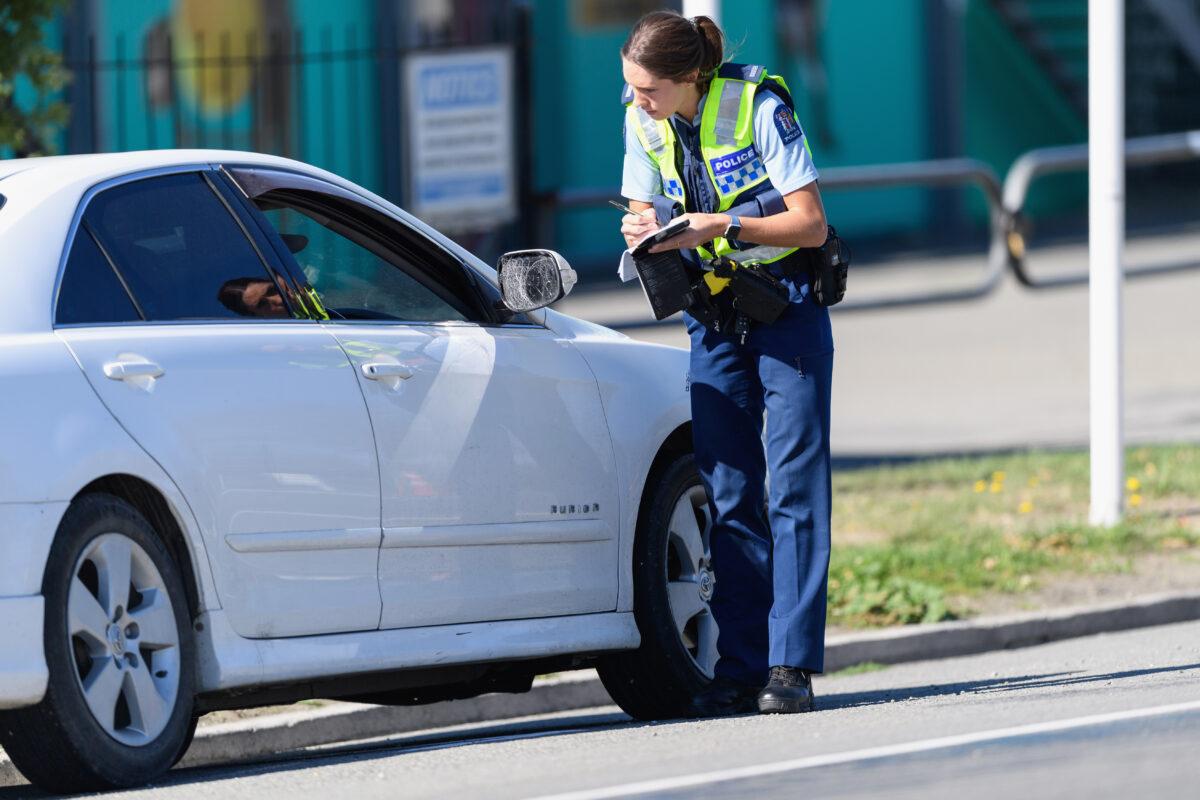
[760,78,797,111]
[620,83,634,105]
[716,63,766,84]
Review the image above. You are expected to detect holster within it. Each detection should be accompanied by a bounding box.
[684,275,723,330]
[728,263,788,324]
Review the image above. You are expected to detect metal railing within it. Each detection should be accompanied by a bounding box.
[1002,129,1200,288]
[818,159,1008,311]
[539,128,1200,315]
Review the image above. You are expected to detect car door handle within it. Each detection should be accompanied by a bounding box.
[103,360,165,381]
[361,363,414,381]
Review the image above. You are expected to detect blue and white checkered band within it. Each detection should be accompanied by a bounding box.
[710,145,766,195]
[664,177,685,199]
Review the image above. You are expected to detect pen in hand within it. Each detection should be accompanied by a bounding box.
[608,199,646,216]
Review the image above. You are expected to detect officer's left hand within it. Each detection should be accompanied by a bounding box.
[647,213,730,253]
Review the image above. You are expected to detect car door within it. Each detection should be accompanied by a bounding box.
[54,168,383,639]
[226,167,620,629]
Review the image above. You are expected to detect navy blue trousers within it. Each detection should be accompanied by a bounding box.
[685,273,833,683]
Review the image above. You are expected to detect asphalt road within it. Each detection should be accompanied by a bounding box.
[10,619,1196,799]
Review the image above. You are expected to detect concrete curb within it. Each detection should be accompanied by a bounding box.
[4,590,1200,786]
[821,590,1200,670]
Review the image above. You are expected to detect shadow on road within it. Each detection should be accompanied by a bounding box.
[819,662,1200,711]
[0,711,639,798]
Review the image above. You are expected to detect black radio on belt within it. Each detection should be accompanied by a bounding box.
[806,226,851,307]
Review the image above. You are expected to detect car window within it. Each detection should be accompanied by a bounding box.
[83,172,293,321]
[55,226,142,325]
[254,193,470,323]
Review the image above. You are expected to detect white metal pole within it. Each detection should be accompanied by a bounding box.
[682,0,721,26]
[1088,0,1125,526]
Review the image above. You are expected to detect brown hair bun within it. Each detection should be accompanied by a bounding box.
[622,11,725,90]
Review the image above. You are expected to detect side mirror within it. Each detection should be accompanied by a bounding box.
[496,249,578,313]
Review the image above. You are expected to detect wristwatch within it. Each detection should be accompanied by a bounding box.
[723,214,742,242]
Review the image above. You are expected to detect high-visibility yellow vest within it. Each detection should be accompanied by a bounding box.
[624,64,809,294]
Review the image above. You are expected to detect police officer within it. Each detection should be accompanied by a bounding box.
[619,11,833,715]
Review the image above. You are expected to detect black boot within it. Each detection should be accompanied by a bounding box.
[689,676,762,718]
[756,666,815,714]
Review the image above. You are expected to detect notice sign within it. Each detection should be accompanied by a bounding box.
[404,48,516,232]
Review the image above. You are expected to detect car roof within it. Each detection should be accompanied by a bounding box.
[0,149,323,186]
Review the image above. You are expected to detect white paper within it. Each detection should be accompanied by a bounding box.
[617,249,637,282]
[615,217,691,283]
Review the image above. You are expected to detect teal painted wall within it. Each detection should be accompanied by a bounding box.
[533,0,935,267]
[90,0,381,192]
[783,0,930,236]
[963,0,1086,221]
[529,0,636,262]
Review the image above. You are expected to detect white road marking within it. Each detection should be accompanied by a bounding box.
[527,699,1200,800]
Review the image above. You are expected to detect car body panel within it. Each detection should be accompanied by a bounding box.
[326,322,620,628]
[0,596,47,709]
[542,310,692,613]
[59,323,384,639]
[0,502,68,598]
[196,607,639,692]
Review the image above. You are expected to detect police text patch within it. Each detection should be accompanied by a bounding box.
[774,106,803,145]
[709,145,757,177]
[710,144,766,194]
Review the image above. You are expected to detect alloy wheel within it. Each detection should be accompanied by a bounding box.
[664,484,718,678]
[67,532,182,746]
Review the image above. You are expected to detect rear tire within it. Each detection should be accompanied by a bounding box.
[0,493,197,793]
[598,454,718,720]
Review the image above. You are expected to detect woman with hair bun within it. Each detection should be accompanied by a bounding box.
[612,10,833,717]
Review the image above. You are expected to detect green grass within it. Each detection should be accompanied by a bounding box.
[828,444,1200,628]
[826,661,889,678]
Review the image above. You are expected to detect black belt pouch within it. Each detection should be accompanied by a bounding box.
[729,265,789,324]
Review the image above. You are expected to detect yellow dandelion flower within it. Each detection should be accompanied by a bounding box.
[1018,500,1033,514]
[1126,477,1141,492]
[1129,493,1143,508]
[990,482,1003,494]
[974,480,987,493]
[992,471,1006,482]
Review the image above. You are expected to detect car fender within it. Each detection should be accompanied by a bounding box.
[544,311,691,612]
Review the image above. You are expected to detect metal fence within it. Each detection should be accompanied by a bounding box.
[57,10,529,239]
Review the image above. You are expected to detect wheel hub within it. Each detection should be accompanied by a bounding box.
[106,623,126,656]
[698,568,715,602]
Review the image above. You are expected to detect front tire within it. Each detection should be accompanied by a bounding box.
[0,493,197,793]
[598,454,718,719]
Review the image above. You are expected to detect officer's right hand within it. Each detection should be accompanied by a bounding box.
[621,210,658,249]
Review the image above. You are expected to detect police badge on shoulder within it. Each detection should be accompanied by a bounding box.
[774,106,803,145]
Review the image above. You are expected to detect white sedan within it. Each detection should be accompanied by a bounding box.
[0,150,719,792]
